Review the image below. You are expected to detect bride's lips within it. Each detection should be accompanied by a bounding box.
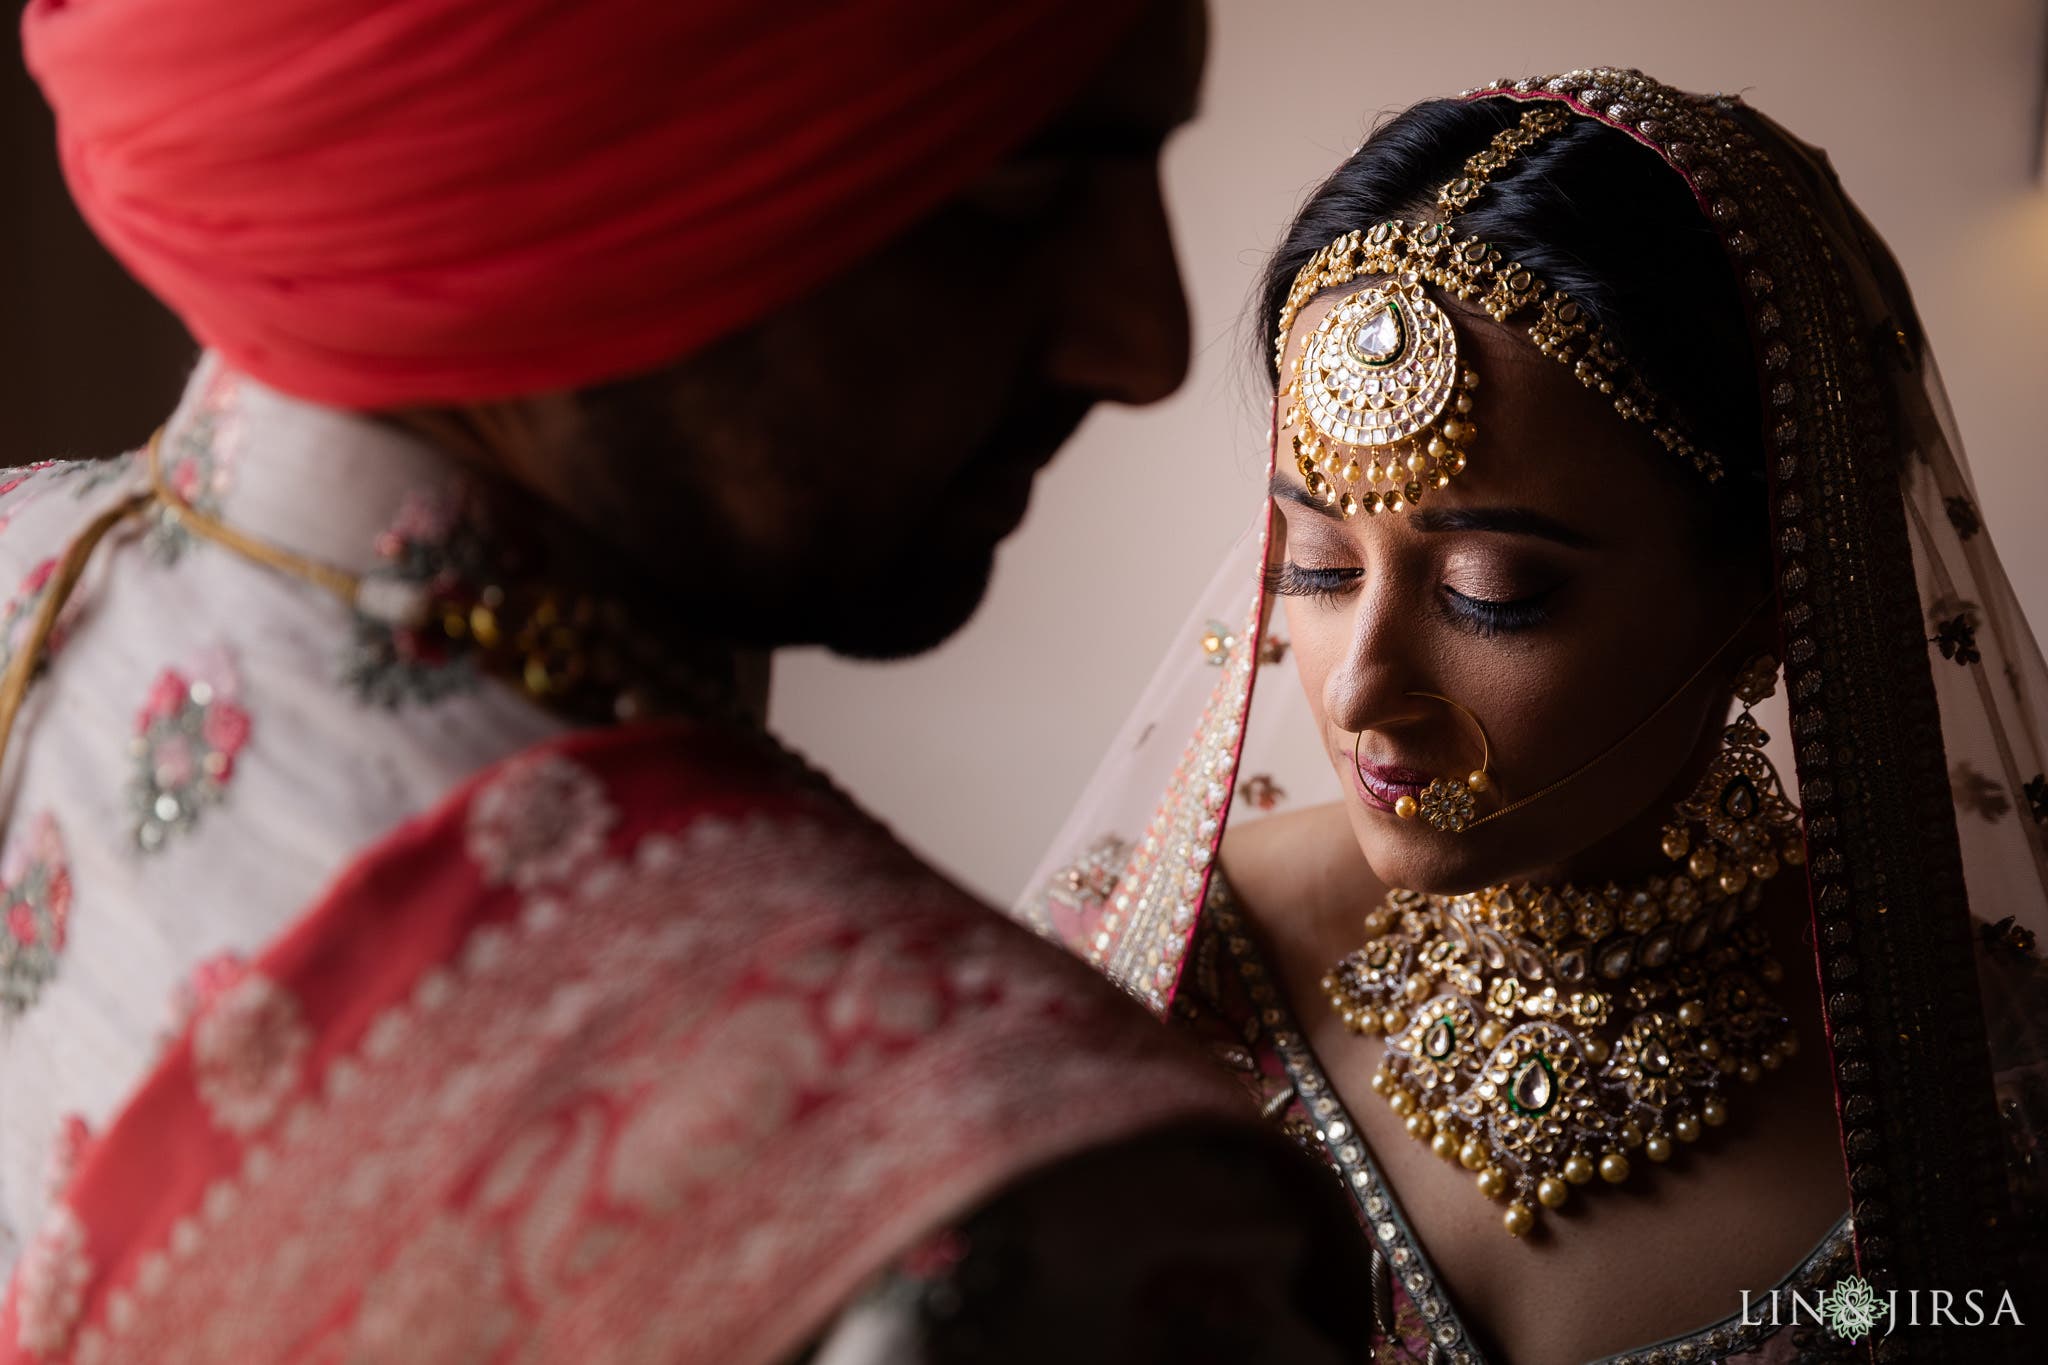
[1352,756,1432,814]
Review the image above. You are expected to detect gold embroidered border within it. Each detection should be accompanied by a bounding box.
[1100,583,1264,1013]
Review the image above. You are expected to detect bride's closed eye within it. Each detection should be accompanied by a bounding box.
[1438,584,1556,637]
[1264,562,1362,600]
[1265,562,1559,638]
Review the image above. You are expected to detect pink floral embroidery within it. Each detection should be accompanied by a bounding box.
[149,372,243,562]
[201,703,252,755]
[346,486,487,705]
[191,968,311,1138]
[376,490,461,559]
[0,814,72,1018]
[0,558,61,678]
[465,754,615,891]
[130,648,251,852]
[14,1205,90,1357]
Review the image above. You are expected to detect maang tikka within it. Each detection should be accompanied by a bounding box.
[1276,105,1719,520]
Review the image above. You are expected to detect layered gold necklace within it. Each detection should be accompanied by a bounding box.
[1322,841,1801,1239]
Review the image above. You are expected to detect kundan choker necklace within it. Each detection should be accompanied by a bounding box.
[1320,641,1805,1239]
[1322,850,1802,1239]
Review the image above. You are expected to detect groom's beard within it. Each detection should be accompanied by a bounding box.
[812,386,1096,662]
[567,363,1096,662]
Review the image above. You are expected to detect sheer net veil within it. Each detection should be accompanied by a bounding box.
[1020,69,2044,1331]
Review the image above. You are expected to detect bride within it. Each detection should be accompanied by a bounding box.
[1025,69,2042,1364]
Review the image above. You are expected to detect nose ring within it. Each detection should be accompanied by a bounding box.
[1352,691,1491,833]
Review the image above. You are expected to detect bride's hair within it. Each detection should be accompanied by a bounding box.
[1256,98,1767,560]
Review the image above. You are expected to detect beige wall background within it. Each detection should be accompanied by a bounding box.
[773,0,2048,905]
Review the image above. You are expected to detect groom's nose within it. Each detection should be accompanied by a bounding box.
[1041,161,1192,408]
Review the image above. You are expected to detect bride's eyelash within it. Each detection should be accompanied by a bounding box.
[1263,563,1362,598]
[1440,585,1554,637]
[1263,565,1557,638]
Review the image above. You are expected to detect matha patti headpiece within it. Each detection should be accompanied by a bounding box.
[1277,104,1722,518]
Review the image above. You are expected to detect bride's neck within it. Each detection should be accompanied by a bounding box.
[1514,702,1739,890]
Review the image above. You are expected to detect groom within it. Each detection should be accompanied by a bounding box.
[6,0,1368,1360]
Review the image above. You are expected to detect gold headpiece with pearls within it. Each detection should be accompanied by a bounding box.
[1277,104,1721,518]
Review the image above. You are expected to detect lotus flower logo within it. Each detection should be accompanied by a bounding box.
[1822,1275,1886,1342]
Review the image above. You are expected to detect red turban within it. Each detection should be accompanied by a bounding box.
[23,0,1144,409]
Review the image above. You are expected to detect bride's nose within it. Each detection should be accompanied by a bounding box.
[1323,578,1432,738]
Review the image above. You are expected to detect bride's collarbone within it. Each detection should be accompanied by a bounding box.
[1218,802,1378,964]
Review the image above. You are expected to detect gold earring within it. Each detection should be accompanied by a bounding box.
[1354,691,1492,833]
[1659,654,1804,890]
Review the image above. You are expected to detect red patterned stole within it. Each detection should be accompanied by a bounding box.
[1,721,1241,1364]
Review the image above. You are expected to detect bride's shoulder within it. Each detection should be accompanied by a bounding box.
[1219,802,1381,921]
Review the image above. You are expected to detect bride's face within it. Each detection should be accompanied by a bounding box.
[1270,290,1766,894]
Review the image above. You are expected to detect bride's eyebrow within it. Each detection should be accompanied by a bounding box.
[1265,472,1598,548]
[1413,504,1599,549]
[1266,473,1343,519]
